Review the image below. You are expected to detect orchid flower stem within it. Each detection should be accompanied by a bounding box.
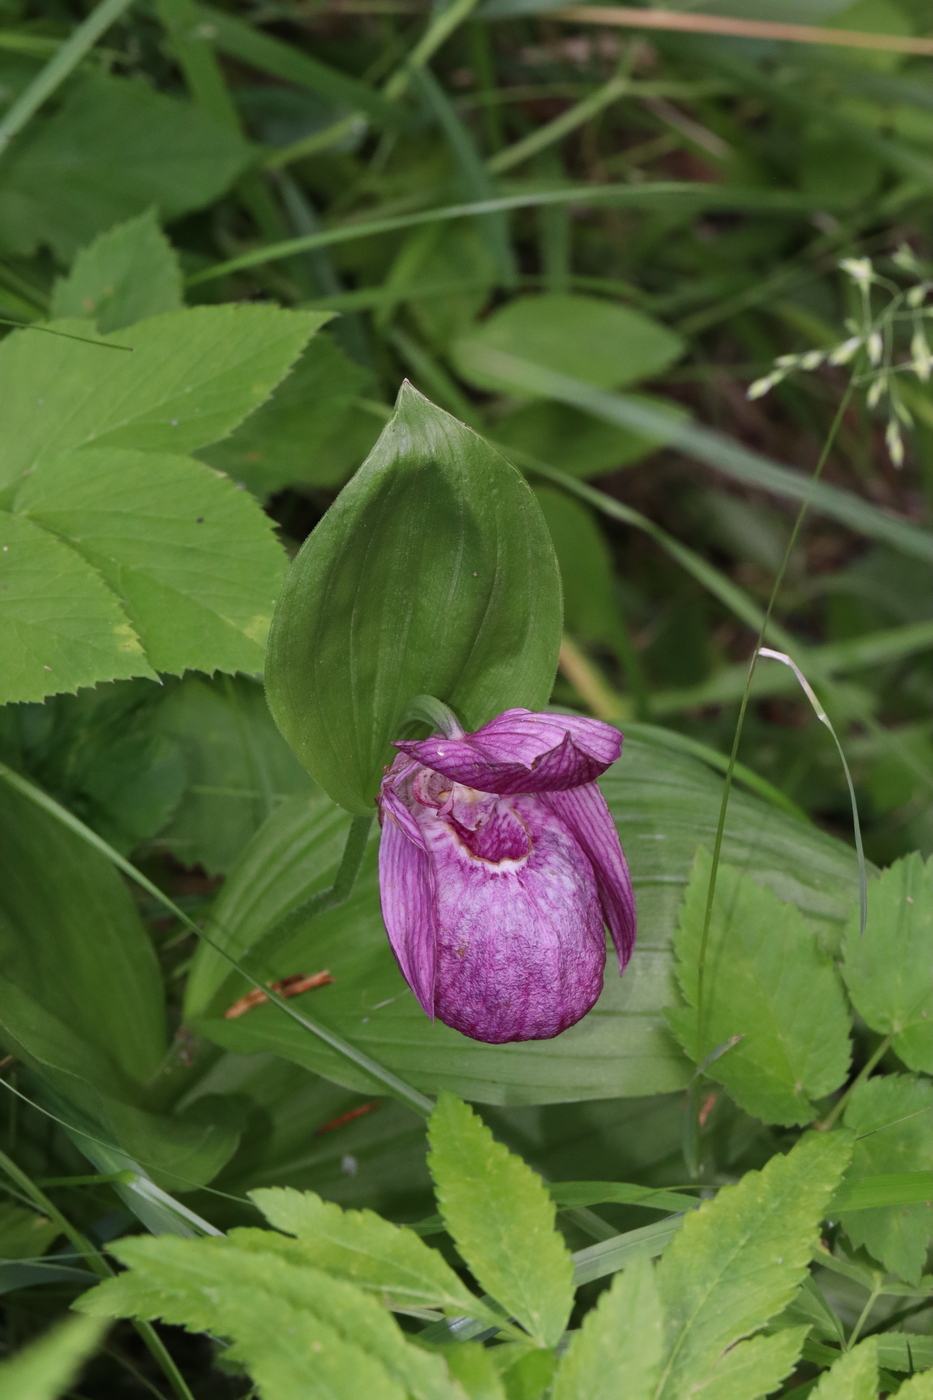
[402,694,466,739]
[692,378,856,1167]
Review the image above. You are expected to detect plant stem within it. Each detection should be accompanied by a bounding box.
[819,1034,894,1133]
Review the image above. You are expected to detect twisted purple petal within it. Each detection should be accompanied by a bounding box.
[377,776,437,1017]
[395,708,622,793]
[543,783,636,971]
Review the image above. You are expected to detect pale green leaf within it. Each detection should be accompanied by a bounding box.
[16,448,288,675]
[51,209,183,332]
[839,1074,933,1285]
[684,1327,808,1400]
[450,294,683,393]
[0,1316,107,1400]
[897,1372,933,1400]
[0,510,153,704]
[79,1235,462,1400]
[809,1339,878,1399]
[429,1343,506,1400]
[653,1131,852,1400]
[0,74,252,262]
[154,675,313,875]
[0,305,324,491]
[551,1253,662,1400]
[843,853,933,1072]
[495,398,685,478]
[241,1186,490,1319]
[669,850,851,1125]
[427,1093,575,1347]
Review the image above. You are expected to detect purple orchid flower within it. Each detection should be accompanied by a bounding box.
[377,708,636,1044]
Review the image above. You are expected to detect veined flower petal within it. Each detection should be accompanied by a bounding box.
[377,781,438,1017]
[543,782,636,971]
[395,708,622,793]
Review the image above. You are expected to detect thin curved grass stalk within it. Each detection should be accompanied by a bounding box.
[0,316,133,349]
[0,762,435,1117]
[757,647,867,934]
[691,381,857,1166]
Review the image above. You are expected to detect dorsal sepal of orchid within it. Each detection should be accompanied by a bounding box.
[394,707,622,793]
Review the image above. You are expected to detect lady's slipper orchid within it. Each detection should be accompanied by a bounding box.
[377,708,636,1044]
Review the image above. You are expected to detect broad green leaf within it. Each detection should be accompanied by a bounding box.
[239,1186,491,1319]
[199,334,381,497]
[184,787,349,1015]
[495,398,686,479]
[0,75,252,262]
[0,1315,107,1400]
[153,674,313,875]
[842,852,933,1072]
[427,1093,574,1347]
[668,850,851,1126]
[407,222,498,348]
[50,209,183,332]
[265,383,563,813]
[653,1131,852,1400]
[839,1074,933,1284]
[0,778,165,1086]
[876,1334,933,1372]
[682,1327,807,1400]
[0,305,324,491]
[16,447,288,676]
[551,1253,662,1400]
[79,1235,462,1400]
[809,1339,878,1399]
[0,510,152,704]
[450,294,683,393]
[191,731,865,1104]
[0,1202,59,1261]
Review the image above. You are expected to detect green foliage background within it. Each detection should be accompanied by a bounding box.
[0,0,929,1393]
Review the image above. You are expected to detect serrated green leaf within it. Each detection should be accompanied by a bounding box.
[79,1235,462,1400]
[843,853,933,1072]
[551,1253,662,1400]
[427,1094,574,1347]
[16,447,287,675]
[199,334,381,497]
[653,1131,852,1400]
[265,383,563,813]
[0,74,252,262]
[0,510,153,704]
[684,1326,808,1400]
[0,305,324,491]
[450,294,683,394]
[50,209,183,332]
[809,1339,878,1399]
[897,1371,933,1400]
[428,1343,506,1400]
[877,1334,933,1373]
[669,850,851,1125]
[0,1315,107,1400]
[240,1186,490,1319]
[839,1074,933,1285]
[153,674,313,875]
